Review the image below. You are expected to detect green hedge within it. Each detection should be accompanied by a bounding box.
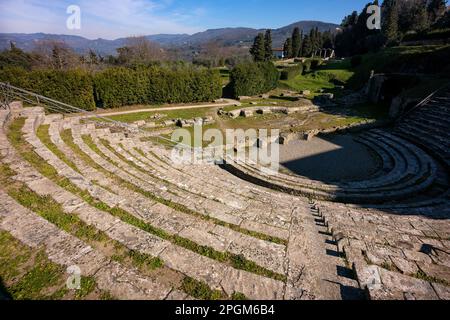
[0,66,222,110]
[227,62,279,98]
[280,64,304,80]
[94,66,222,108]
[0,67,95,111]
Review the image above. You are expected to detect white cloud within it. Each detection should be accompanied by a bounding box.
[0,0,205,39]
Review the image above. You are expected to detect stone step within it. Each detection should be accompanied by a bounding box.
[312,201,450,300]
[114,136,297,210]
[403,119,450,142]
[44,122,288,274]
[396,125,450,160]
[232,129,433,193]
[0,190,181,300]
[77,127,292,234]
[405,115,450,133]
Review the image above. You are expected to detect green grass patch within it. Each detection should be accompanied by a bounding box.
[181,277,225,300]
[8,252,64,300]
[231,292,248,300]
[415,269,449,286]
[75,276,97,299]
[98,108,211,124]
[37,125,81,174]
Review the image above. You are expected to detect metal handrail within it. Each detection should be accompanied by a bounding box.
[397,82,450,122]
[0,81,195,151]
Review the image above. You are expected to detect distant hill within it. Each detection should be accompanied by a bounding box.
[0,20,339,55]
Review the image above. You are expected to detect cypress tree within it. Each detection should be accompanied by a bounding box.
[302,35,313,57]
[283,38,293,59]
[250,33,266,62]
[292,27,301,57]
[383,0,399,44]
[414,0,431,32]
[264,29,273,61]
[298,30,304,57]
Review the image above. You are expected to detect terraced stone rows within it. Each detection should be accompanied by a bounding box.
[132,140,304,210]
[42,119,289,275]
[0,108,286,300]
[0,190,185,300]
[73,124,271,231]
[113,137,264,204]
[2,95,448,300]
[2,104,370,300]
[396,124,450,168]
[106,133,300,223]
[311,201,450,300]
[78,125,293,233]
[402,120,450,142]
[406,117,450,134]
[353,135,395,180]
[234,129,435,192]
[364,130,437,190]
[220,130,438,203]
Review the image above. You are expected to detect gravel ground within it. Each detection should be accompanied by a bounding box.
[279,134,380,182]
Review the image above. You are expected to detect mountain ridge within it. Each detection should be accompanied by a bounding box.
[0,20,339,55]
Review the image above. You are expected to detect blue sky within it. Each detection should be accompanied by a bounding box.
[0,0,373,39]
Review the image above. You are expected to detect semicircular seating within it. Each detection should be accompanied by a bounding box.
[218,128,441,204]
[1,98,449,300]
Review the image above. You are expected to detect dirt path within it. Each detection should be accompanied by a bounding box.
[82,99,241,119]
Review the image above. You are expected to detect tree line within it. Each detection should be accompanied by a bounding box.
[335,0,449,56]
[249,27,334,61]
[283,27,334,59]
[0,36,171,71]
[249,30,274,62]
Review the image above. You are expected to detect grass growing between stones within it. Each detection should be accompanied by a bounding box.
[106,140,288,246]
[37,125,81,174]
[415,269,449,286]
[181,277,225,300]
[21,121,286,284]
[0,230,104,300]
[61,129,287,281]
[135,147,289,243]
[80,133,287,246]
[6,119,170,276]
[181,277,249,301]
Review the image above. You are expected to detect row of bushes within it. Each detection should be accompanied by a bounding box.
[277,58,325,81]
[226,62,279,98]
[0,66,223,110]
[94,67,222,108]
[0,67,96,110]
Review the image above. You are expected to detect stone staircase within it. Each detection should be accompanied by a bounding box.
[310,200,450,300]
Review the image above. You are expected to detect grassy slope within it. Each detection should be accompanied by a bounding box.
[348,45,450,89]
[279,59,354,96]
